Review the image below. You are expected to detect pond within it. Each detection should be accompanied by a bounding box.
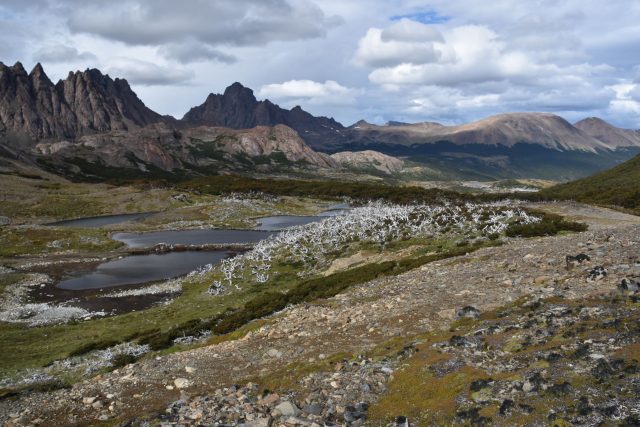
[55,206,350,291]
[47,212,156,228]
[57,250,230,290]
[112,229,273,248]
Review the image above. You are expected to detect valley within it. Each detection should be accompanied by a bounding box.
[0,50,639,427]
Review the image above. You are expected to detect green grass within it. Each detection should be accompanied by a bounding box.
[0,238,498,376]
[541,154,640,212]
[0,227,123,257]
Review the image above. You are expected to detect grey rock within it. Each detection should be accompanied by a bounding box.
[275,401,300,417]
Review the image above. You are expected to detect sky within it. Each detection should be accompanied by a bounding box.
[2,0,640,128]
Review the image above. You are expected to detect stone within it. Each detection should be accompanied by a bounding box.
[0,216,11,226]
[587,266,608,281]
[304,403,323,415]
[267,348,282,358]
[259,393,280,406]
[456,305,481,319]
[534,276,550,285]
[185,366,196,373]
[91,401,103,409]
[174,378,191,389]
[275,401,301,417]
[82,397,96,405]
[619,278,639,292]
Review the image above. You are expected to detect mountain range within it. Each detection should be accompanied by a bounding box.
[1,61,639,181]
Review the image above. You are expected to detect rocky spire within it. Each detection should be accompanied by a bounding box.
[0,62,164,141]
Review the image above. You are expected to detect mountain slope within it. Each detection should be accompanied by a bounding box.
[348,113,608,152]
[34,123,339,180]
[330,150,404,174]
[0,62,163,143]
[574,117,640,148]
[542,154,640,210]
[182,82,346,149]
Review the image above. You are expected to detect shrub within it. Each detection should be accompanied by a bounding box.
[505,211,587,237]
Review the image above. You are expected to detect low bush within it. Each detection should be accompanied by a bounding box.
[505,211,587,237]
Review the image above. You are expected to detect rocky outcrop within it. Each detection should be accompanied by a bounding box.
[34,123,338,176]
[0,62,162,142]
[330,150,404,174]
[182,82,346,150]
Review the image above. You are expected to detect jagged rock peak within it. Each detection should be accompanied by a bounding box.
[0,62,164,141]
[10,61,27,75]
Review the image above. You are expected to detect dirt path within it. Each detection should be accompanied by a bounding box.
[2,202,639,426]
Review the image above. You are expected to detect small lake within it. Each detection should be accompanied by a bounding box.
[47,212,156,228]
[112,229,274,248]
[55,207,350,291]
[255,208,348,231]
[57,250,230,290]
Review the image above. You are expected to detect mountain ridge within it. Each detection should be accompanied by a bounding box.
[2,62,640,181]
[0,61,163,142]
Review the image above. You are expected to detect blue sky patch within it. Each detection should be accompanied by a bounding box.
[390,11,450,24]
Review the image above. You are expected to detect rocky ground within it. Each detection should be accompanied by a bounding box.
[1,202,640,426]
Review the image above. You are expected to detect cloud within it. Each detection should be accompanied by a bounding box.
[65,0,341,47]
[354,19,443,67]
[106,58,194,86]
[357,21,611,93]
[158,42,236,64]
[259,79,357,105]
[33,44,96,63]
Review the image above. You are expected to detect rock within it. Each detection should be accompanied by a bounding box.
[395,415,409,427]
[303,403,323,415]
[259,393,280,406]
[267,348,282,358]
[173,378,191,389]
[185,366,196,373]
[618,278,639,292]
[82,397,96,405]
[534,276,550,285]
[0,62,163,141]
[566,253,590,269]
[0,216,10,226]
[587,266,608,281]
[91,401,103,409]
[456,306,481,319]
[275,401,301,417]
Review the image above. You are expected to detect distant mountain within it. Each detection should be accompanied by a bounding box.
[574,117,640,149]
[348,113,608,152]
[2,62,640,181]
[0,61,163,143]
[182,82,347,149]
[542,153,640,211]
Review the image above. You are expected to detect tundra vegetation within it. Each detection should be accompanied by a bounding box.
[0,174,587,399]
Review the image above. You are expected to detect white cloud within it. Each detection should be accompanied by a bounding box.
[65,0,341,47]
[259,80,357,105]
[33,44,96,63]
[353,19,442,68]
[106,58,194,86]
[158,42,236,64]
